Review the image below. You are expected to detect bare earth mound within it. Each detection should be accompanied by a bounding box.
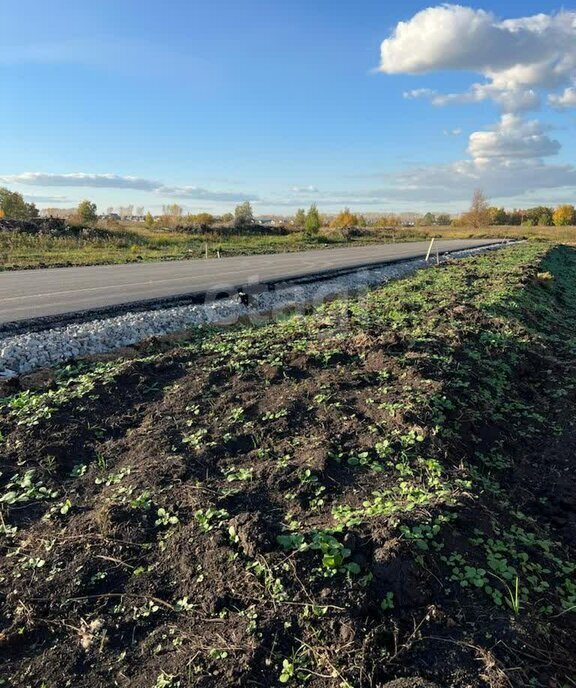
[1,243,575,687]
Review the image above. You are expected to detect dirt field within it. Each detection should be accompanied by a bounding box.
[1,243,575,687]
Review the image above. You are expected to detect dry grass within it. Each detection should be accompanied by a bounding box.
[1,221,574,270]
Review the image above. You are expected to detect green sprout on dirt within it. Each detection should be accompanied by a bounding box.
[381,592,395,611]
[194,508,229,532]
[155,507,179,527]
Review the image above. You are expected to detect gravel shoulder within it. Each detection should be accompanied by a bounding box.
[0,243,508,377]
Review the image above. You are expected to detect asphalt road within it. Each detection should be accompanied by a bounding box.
[0,239,505,324]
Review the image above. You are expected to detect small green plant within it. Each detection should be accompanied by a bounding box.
[277,643,313,685]
[504,576,521,616]
[155,507,179,527]
[222,467,253,482]
[0,470,59,505]
[261,408,288,422]
[59,499,72,515]
[182,428,208,448]
[299,468,319,484]
[194,508,229,532]
[132,599,159,619]
[130,491,152,511]
[279,658,296,684]
[153,671,180,688]
[175,597,195,612]
[381,592,395,610]
[95,467,131,486]
[277,530,360,577]
[228,406,245,424]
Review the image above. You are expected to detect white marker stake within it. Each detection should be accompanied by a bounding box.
[425,237,435,262]
[205,242,209,259]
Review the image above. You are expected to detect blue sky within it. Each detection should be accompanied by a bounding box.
[1,1,576,214]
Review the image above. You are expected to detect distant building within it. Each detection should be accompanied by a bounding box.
[255,216,278,226]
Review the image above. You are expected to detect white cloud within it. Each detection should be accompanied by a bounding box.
[443,128,462,136]
[380,5,576,112]
[380,114,573,202]
[468,115,560,163]
[1,172,258,203]
[376,6,576,205]
[549,86,576,109]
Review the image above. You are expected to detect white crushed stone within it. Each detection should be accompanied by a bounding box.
[0,243,510,377]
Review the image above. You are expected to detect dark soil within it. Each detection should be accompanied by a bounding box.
[0,244,575,687]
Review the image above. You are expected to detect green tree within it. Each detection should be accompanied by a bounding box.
[524,206,553,226]
[436,213,451,226]
[418,212,436,226]
[553,204,575,226]
[508,210,523,226]
[187,212,216,230]
[144,211,155,228]
[220,212,234,223]
[489,207,509,225]
[294,208,306,228]
[0,187,38,219]
[304,204,321,236]
[77,200,98,225]
[234,201,254,229]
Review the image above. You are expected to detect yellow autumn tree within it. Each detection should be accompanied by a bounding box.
[331,208,359,229]
[462,189,491,228]
[552,204,575,226]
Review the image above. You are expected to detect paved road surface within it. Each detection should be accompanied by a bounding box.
[0,239,505,324]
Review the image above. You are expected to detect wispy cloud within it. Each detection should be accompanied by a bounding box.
[22,193,72,204]
[0,37,221,87]
[160,186,258,202]
[3,172,161,191]
[1,172,259,203]
[289,185,319,193]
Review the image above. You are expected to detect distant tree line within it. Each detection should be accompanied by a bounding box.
[2,185,576,231]
[454,190,576,228]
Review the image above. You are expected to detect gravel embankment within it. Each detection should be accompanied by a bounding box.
[0,244,509,377]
